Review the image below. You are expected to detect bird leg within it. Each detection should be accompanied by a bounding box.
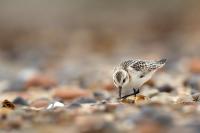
[119,88,140,100]
[133,88,140,97]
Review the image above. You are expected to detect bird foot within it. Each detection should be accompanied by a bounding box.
[133,88,140,97]
[118,88,140,100]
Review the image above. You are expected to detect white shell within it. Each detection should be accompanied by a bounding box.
[46,101,65,109]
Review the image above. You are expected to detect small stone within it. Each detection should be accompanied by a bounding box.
[158,84,174,93]
[189,58,200,73]
[142,88,159,98]
[0,108,13,120]
[103,82,115,91]
[183,76,200,94]
[151,93,175,104]
[30,98,49,109]
[67,103,81,109]
[120,96,135,104]
[135,95,150,105]
[6,116,22,129]
[12,97,28,106]
[72,97,96,104]
[120,95,149,105]
[75,114,115,133]
[46,101,65,110]
[135,107,173,133]
[25,74,57,89]
[192,93,200,102]
[2,100,15,110]
[53,87,89,100]
[176,95,194,105]
[105,103,119,112]
[93,91,111,100]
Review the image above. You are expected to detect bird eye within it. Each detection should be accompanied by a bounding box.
[123,79,126,83]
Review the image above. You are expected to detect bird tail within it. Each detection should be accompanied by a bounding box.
[157,58,167,65]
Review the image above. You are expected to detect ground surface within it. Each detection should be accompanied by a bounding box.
[0,58,200,133]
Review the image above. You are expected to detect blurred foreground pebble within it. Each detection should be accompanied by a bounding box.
[0,58,200,132]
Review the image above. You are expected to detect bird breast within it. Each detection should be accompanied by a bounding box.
[127,71,154,88]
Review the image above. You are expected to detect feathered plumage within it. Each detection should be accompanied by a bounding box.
[113,58,167,99]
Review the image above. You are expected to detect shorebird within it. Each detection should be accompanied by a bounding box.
[113,58,167,99]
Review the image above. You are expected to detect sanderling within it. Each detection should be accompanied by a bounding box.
[113,58,167,99]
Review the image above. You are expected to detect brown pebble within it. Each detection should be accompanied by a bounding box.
[53,87,89,100]
[120,95,149,105]
[2,100,15,110]
[189,58,200,73]
[0,108,13,120]
[25,74,57,89]
[75,114,113,133]
[120,97,135,104]
[103,82,115,91]
[30,98,49,108]
[7,116,22,129]
[136,121,166,133]
[135,95,150,105]
[192,93,200,102]
[105,103,119,112]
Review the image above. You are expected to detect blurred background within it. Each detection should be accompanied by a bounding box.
[0,0,200,89]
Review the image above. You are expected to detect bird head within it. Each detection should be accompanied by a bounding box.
[113,68,129,89]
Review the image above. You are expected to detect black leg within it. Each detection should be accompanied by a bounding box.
[119,88,140,100]
[133,88,140,97]
[121,93,135,99]
[119,88,140,99]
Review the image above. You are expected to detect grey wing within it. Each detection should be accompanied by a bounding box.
[131,60,163,71]
[146,60,165,71]
[130,60,162,77]
[131,60,148,71]
[120,59,138,70]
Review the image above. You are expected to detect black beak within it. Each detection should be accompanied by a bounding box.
[118,86,122,98]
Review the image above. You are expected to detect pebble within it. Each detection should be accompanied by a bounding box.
[30,98,50,109]
[67,103,81,109]
[135,95,150,105]
[0,108,13,120]
[12,97,29,106]
[2,100,15,110]
[192,93,200,102]
[6,116,23,129]
[25,74,57,89]
[189,59,200,73]
[158,84,174,93]
[72,97,96,104]
[103,82,115,91]
[183,76,200,94]
[93,91,111,100]
[151,93,175,104]
[75,114,115,133]
[46,101,65,110]
[120,95,150,105]
[135,106,173,127]
[142,88,159,98]
[176,95,194,105]
[53,87,89,100]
